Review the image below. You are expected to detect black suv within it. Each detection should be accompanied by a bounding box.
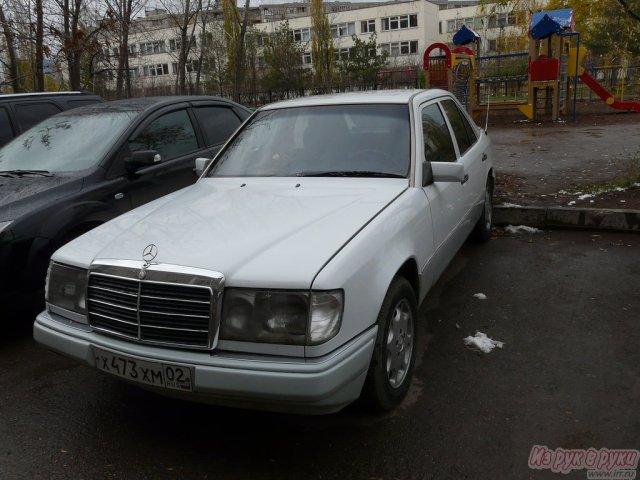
[0,96,251,318]
[0,91,104,147]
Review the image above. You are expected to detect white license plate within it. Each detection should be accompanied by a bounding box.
[93,348,193,392]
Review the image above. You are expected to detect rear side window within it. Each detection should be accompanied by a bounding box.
[441,99,476,155]
[421,103,456,162]
[193,106,243,145]
[14,102,62,131]
[0,107,15,146]
[129,109,198,161]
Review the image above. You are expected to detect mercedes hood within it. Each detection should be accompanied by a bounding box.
[54,177,408,288]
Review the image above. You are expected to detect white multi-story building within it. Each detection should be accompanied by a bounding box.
[90,1,534,92]
[254,0,440,70]
[437,3,531,55]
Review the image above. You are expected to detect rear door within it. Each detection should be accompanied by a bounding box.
[439,99,485,224]
[190,101,247,160]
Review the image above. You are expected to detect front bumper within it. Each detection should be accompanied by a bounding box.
[34,310,377,414]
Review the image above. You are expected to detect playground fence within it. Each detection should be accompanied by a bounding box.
[474,53,529,105]
[578,64,640,102]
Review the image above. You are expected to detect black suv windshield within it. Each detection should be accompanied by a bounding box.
[0,110,137,173]
[208,104,410,178]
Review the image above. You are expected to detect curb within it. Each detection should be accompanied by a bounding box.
[494,206,640,232]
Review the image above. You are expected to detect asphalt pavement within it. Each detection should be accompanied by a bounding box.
[1,230,638,480]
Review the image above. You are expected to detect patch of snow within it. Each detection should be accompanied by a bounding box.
[577,193,595,200]
[473,293,487,300]
[463,331,505,353]
[499,202,523,208]
[613,187,626,192]
[567,200,576,206]
[558,190,569,194]
[505,225,542,234]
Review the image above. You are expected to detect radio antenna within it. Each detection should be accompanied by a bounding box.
[484,91,490,133]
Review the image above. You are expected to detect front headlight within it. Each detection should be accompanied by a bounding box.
[220,289,343,345]
[45,262,88,315]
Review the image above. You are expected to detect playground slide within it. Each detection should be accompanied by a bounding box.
[579,71,640,112]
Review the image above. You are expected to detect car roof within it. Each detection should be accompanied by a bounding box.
[0,91,100,100]
[56,95,246,116]
[260,89,450,110]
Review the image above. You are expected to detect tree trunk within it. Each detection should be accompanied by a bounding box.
[232,0,250,102]
[0,5,21,93]
[116,0,133,98]
[35,0,45,91]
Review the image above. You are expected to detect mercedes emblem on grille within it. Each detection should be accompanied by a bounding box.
[139,244,158,279]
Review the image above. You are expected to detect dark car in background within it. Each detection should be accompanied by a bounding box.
[0,91,104,147]
[0,95,251,319]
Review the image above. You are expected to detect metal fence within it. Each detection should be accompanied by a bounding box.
[474,53,529,104]
[577,64,640,102]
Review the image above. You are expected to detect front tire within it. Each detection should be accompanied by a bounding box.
[471,178,493,243]
[361,276,417,411]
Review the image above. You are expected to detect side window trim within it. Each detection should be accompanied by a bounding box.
[128,107,200,162]
[437,100,462,159]
[419,99,459,163]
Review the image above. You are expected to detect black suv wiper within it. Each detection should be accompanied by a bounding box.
[0,169,53,177]
[296,170,405,178]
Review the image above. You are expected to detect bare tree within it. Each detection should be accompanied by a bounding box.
[103,0,147,97]
[0,2,21,92]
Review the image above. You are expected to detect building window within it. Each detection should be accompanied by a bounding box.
[169,38,180,51]
[302,52,312,65]
[293,27,311,42]
[488,39,497,51]
[334,47,352,62]
[446,20,456,33]
[139,41,165,55]
[474,17,484,29]
[143,63,169,76]
[331,22,355,38]
[129,67,139,79]
[381,14,417,31]
[380,40,418,57]
[361,19,375,33]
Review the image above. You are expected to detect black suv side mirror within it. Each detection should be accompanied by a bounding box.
[125,150,161,172]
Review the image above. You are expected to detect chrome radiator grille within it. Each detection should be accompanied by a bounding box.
[87,271,216,349]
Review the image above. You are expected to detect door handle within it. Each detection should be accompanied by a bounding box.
[461,174,469,185]
[482,153,488,162]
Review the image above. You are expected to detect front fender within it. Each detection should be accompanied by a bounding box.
[307,188,434,358]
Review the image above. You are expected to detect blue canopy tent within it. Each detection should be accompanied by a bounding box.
[529,9,574,39]
[453,25,481,46]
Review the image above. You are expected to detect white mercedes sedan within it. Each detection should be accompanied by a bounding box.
[34,90,494,414]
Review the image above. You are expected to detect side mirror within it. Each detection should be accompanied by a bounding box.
[195,157,212,176]
[421,161,433,187]
[125,150,161,172]
[431,162,465,183]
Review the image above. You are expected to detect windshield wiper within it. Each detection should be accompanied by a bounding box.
[0,169,53,177]
[296,170,405,178]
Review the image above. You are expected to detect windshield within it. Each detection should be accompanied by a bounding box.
[0,110,138,173]
[208,104,411,178]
